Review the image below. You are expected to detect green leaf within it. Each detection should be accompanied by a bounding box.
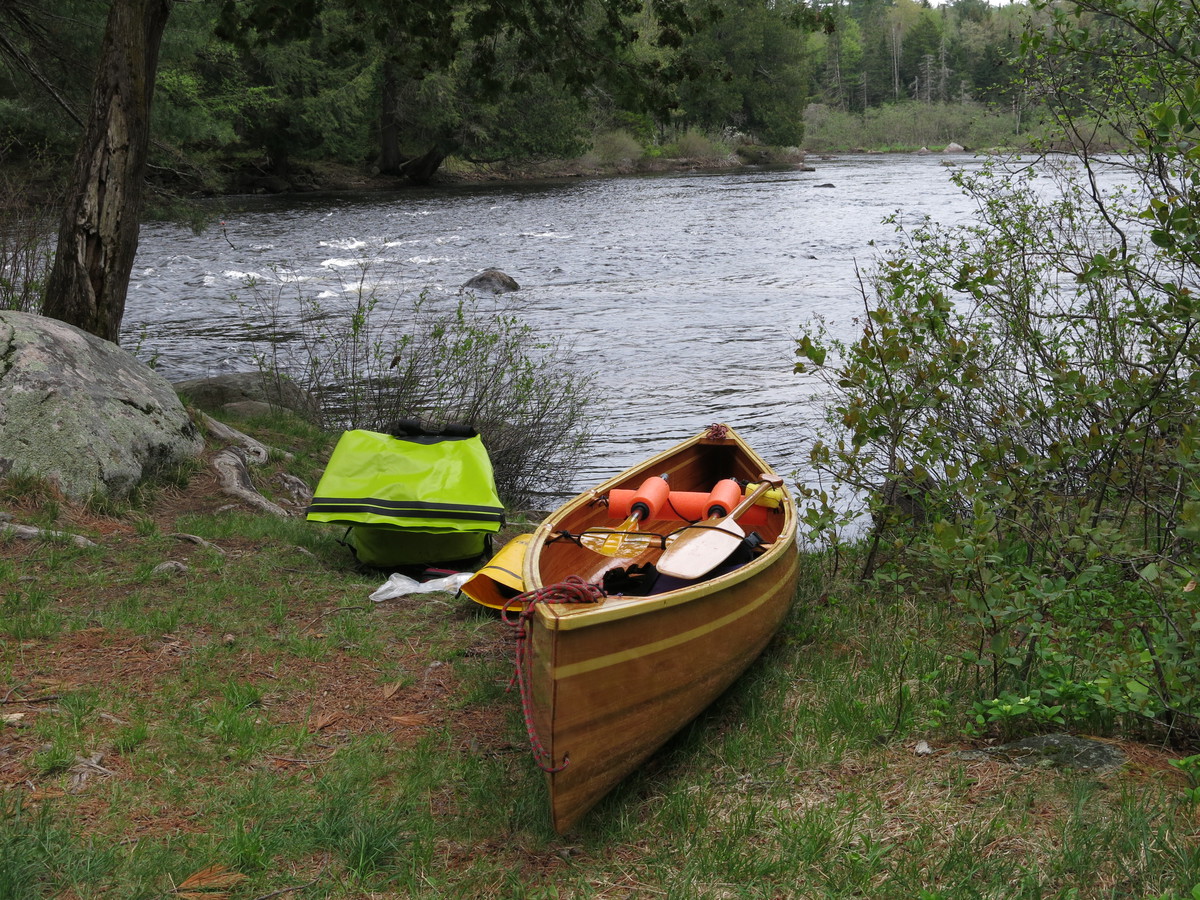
[797,336,827,367]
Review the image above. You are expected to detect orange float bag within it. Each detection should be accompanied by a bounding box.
[607,484,772,527]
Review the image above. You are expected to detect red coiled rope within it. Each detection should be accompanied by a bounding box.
[501,576,605,773]
[706,423,729,440]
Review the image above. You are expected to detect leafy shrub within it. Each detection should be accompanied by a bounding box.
[604,110,656,145]
[795,149,1200,740]
[794,0,1200,748]
[586,129,644,167]
[669,129,730,162]
[239,266,595,509]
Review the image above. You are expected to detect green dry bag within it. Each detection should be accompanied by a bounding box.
[306,427,504,567]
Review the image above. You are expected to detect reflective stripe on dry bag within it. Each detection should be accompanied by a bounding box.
[306,498,503,524]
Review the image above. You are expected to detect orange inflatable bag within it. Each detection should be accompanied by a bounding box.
[607,481,772,527]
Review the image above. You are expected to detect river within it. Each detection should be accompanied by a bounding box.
[126,153,985,503]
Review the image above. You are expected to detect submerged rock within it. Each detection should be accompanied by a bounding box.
[461,268,520,294]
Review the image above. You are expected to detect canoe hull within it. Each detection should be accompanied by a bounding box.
[520,425,799,832]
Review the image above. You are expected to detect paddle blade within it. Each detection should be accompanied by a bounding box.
[577,511,654,557]
[654,474,783,579]
[654,522,744,579]
[597,513,641,556]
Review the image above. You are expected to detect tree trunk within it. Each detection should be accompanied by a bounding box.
[378,53,404,176]
[400,147,447,186]
[891,26,902,101]
[43,0,172,344]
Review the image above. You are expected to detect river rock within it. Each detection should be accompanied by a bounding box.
[0,310,204,500]
[461,268,520,294]
[943,142,966,153]
[173,371,319,420]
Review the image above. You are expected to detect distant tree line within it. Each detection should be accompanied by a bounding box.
[0,0,1044,197]
[807,0,1029,114]
[0,0,805,192]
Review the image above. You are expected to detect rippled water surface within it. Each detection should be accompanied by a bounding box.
[128,154,986,499]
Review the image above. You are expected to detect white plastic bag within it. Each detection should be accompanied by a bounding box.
[369,571,473,602]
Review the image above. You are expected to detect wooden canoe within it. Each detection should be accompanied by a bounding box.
[516,424,799,833]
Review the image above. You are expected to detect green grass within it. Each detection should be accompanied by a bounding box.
[1,420,1198,898]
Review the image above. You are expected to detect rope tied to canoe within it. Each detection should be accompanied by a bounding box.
[501,576,605,773]
[706,423,729,440]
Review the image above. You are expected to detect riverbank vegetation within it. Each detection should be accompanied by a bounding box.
[2,415,1199,897]
[801,101,1028,153]
[238,269,596,510]
[796,0,1200,750]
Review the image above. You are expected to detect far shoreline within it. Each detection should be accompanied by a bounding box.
[198,141,1031,198]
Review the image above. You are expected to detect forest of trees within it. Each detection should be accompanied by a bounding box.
[0,0,1038,197]
[809,0,1026,112]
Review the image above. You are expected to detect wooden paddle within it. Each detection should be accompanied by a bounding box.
[580,473,669,557]
[595,508,648,556]
[655,474,784,580]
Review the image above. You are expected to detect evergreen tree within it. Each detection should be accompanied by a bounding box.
[900,13,942,101]
[674,0,815,145]
[0,0,106,158]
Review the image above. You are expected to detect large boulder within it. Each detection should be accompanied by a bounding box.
[0,310,204,500]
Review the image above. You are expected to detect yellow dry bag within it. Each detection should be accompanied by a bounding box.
[306,427,504,567]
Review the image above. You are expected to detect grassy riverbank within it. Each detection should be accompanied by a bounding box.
[2,411,1198,898]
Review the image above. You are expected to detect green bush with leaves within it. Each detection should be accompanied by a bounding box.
[795,0,1200,742]
[586,129,645,167]
[667,128,731,162]
[240,264,594,510]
